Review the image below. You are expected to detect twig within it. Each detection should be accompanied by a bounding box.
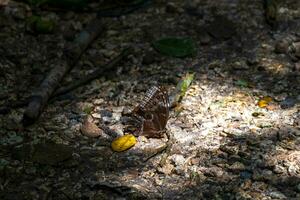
[52,48,132,97]
[159,130,174,166]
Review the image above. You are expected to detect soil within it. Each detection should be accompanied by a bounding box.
[0,0,300,199]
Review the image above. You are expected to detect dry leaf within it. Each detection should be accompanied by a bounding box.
[111,134,136,152]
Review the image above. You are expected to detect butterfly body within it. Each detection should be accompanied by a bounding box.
[127,86,169,138]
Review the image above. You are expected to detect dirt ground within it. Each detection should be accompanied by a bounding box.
[0,0,300,199]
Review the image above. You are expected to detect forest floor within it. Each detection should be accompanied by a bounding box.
[0,0,300,199]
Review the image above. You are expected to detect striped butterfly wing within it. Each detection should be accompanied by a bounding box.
[131,86,169,138]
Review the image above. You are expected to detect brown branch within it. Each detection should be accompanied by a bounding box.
[22,18,106,125]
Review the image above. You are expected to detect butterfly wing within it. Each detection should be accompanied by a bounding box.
[131,86,169,138]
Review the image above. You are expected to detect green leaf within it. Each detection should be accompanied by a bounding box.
[83,105,93,114]
[169,72,195,107]
[153,37,196,58]
[234,79,248,88]
[26,16,55,34]
[177,73,195,96]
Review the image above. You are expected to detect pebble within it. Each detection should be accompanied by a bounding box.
[295,62,300,72]
[297,184,300,192]
[228,162,246,172]
[280,96,297,109]
[273,165,286,174]
[166,2,183,13]
[240,171,252,179]
[287,165,298,176]
[100,109,113,118]
[269,191,287,199]
[275,39,290,53]
[199,32,211,45]
[157,163,174,175]
[93,98,104,105]
[232,60,249,70]
[203,167,223,177]
[80,116,103,138]
[91,113,101,119]
[171,154,186,167]
[292,42,300,58]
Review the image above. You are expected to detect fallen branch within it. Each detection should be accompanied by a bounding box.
[0,48,130,115]
[23,17,105,125]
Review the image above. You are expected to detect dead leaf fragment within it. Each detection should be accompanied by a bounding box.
[32,142,73,165]
[111,134,137,152]
[80,116,103,137]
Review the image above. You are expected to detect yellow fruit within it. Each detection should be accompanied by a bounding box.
[257,96,273,108]
[111,134,137,152]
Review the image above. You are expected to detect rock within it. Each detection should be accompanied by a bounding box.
[232,60,249,70]
[274,39,290,53]
[157,163,174,175]
[220,145,239,155]
[262,156,277,168]
[252,170,264,181]
[190,157,201,165]
[292,42,300,58]
[262,169,273,178]
[170,154,186,167]
[25,166,36,175]
[240,171,252,179]
[80,116,103,137]
[202,167,223,177]
[295,62,300,72]
[166,2,183,13]
[93,98,104,105]
[228,162,246,172]
[273,165,286,174]
[287,165,298,176]
[199,32,211,45]
[100,109,113,118]
[269,191,287,199]
[280,96,298,109]
[91,113,101,119]
[297,183,300,192]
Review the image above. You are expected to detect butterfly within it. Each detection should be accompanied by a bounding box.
[126,86,169,138]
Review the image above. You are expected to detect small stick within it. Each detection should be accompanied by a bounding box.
[52,48,132,97]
